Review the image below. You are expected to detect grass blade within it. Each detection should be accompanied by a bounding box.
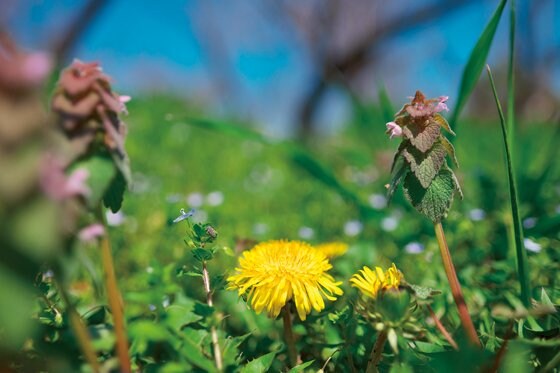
[450,0,507,131]
[507,0,516,146]
[377,83,395,124]
[486,65,531,306]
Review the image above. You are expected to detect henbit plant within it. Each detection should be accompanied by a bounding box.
[51,60,132,372]
[173,208,224,371]
[385,91,481,347]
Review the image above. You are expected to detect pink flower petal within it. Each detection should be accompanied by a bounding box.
[78,223,105,242]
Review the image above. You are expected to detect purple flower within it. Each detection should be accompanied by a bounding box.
[386,121,403,139]
[78,223,105,242]
[40,154,90,200]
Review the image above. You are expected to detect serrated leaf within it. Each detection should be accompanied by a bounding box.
[403,165,457,223]
[432,114,455,136]
[440,136,459,168]
[402,121,441,153]
[387,155,408,203]
[103,169,126,212]
[288,360,315,372]
[192,248,214,261]
[409,284,440,300]
[402,142,447,188]
[451,170,463,199]
[240,351,277,373]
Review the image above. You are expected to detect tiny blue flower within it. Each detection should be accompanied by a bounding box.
[173,208,195,223]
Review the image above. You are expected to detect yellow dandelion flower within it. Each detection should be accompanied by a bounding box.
[350,263,403,298]
[227,240,343,320]
[315,242,348,258]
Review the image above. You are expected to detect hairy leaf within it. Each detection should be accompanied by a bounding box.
[402,121,441,153]
[440,136,459,168]
[387,155,408,203]
[403,165,457,223]
[240,351,277,373]
[402,142,447,188]
[432,114,456,136]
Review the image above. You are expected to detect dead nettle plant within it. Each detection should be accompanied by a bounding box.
[50,60,133,372]
[385,91,481,347]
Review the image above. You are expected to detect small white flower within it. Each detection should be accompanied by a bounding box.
[206,191,224,206]
[468,208,486,221]
[106,210,125,226]
[186,192,204,207]
[298,226,315,239]
[524,238,542,253]
[523,217,537,229]
[381,216,398,231]
[405,242,425,254]
[369,194,387,210]
[344,220,363,237]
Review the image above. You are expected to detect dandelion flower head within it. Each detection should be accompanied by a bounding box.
[227,240,343,320]
[315,242,348,258]
[350,263,403,299]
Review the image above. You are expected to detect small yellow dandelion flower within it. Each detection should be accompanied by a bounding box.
[350,263,403,298]
[315,242,348,258]
[227,240,343,320]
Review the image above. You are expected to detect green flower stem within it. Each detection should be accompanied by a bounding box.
[365,330,387,373]
[282,304,298,368]
[426,304,458,350]
[57,281,100,372]
[99,220,131,373]
[434,222,481,347]
[540,349,560,373]
[201,260,223,372]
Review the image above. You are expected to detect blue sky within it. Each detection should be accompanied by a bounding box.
[4,0,559,136]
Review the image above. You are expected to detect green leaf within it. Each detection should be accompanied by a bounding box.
[486,65,530,307]
[451,0,507,128]
[186,117,270,144]
[192,248,214,262]
[288,360,315,372]
[402,141,447,189]
[402,121,441,153]
[240,351,277,373]
[440,136,459,168]
[387,155,408,203]
[181,328,218,372]
[403,165,457,223]
[103,168,126,212]
[165,305,202,330]
[432,114,455,136]
[409,284,441,300]
[73,155,116,208]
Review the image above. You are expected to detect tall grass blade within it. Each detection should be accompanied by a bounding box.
[507,0,516,147]
[450,0,507,131]
[486,65,531,306]
[377,83,395,124]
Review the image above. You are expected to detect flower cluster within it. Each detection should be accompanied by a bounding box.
[386,91,461,223]
[52,60,130,160]
[227,240,343,320]
[350,263,403,299]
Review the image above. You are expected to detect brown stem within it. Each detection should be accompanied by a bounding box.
[202,261,223,372]
[282,304,298,368]
[100,226,131,373]
[366,330,387,373]
[56,281,100,372]
[434,222,481,347]
[426,304,459,350]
